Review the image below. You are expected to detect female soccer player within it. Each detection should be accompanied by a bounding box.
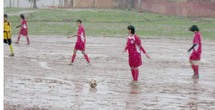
[15,14,30,45]
[4,14,14,56]
[68,20,90,65]
[124,25,150,84]
[188,25,202,79]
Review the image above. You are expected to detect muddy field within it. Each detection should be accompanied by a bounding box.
[4,36,215,110]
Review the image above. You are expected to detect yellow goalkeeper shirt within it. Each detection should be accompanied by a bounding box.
[4,20,11,39]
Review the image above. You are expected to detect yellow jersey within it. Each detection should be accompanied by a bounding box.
[4,21,11,39]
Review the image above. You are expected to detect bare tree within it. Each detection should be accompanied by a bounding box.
[27,0,39,8]
[17,0,19,7]
[71,0,73,7]
[9,0,12,7]
[93,0,95,8]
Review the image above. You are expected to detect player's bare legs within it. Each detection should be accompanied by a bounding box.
[81,50,90,64]
[25,36,30,45]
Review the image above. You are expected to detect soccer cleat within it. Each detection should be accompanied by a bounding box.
[132,81,138,85]
[9,53,14,57]
[26,43,30,45]
[192,74,199,79]
[130,80,138,86]
[68,62,73,65]
[87,62,91,66]
[14,41,19,44]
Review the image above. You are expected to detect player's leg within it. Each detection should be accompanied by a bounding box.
[24,35,30,45]
[81,50,90,63]
[130,68,135,81]
[15,34,21,44]
[189,60,195,73]
[4,39,7,44]
[8,39,14,56]
[189,60,198,78]
[193,60,200,78]
[70,49,77,64]
[133,67,139,82]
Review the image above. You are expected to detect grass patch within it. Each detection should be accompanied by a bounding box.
[4,8,215,40]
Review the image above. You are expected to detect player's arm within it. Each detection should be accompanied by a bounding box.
[123,39,128,53]
[139,45,150,59]
[124,45,128,52]
[136,37,150,59]
[68,28,81,38]
[16,25,21,28]
[188,44,197,52]
[68,34,78,38]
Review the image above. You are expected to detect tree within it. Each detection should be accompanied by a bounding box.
[9,0,12,7]
[17,0,19,7]
[27,0,39,8]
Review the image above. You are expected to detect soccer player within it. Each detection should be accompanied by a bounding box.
[68,20,90,65]
[188,25,202,79]
[4,14,14,56]
[124,25,150,84]
[15,14,30,45]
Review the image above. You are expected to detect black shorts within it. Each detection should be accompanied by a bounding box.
[4,39,12,45]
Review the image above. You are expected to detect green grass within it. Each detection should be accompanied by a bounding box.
[4,8,215,40]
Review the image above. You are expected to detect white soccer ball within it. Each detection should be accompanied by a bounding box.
[89,79,97,88]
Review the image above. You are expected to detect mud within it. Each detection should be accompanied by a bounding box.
[4,36,215,110]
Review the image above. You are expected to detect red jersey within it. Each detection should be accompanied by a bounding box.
[19,19,28,36]
[76,25,85,44]
[190,32,202,60]
[192,32,202,54]
[125,35,142,55]
[74,25,86,50]
[125,35,144,67]
[21,19,28,30]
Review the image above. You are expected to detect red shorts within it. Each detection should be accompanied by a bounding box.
[190,52,201,60]
[75,42,85,51]
[19,29,28,36]
[128,53,142,68]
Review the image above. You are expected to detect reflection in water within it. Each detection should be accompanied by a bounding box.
[125,84,141,109]
[129,85,139,94]
[188,79,199,109]
[89,88,97,93]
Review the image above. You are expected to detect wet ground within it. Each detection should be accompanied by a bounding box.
[4,36,215,110]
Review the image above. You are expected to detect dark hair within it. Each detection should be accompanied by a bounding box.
[76,19,82,23]
[20,14,25,19]
[127,25,135,34]
[189,25,199,32]
[4,14,8,18]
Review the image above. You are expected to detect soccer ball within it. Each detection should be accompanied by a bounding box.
[89,79,97,88]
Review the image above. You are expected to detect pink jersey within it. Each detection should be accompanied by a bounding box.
[125,35,144,67]
[75,25,86,50]
[19,19,28,36]
[125,35,142,55]
[190,32,202,60]
[192,32,202,54]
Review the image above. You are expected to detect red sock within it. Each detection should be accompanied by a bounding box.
[134,69,139,81]
[131,69,135,80]
[71,54,76,63]
[17,35,21,42]
[191,65,196,73]
[195,65,199,75]
[26,36,30,44]
[84,54,90,63]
